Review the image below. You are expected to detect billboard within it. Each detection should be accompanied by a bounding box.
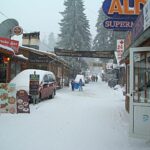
[102,0,147,31]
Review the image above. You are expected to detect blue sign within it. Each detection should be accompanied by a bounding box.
[102,0,146,21]
[102,0,146,31]
[103,18,134,31]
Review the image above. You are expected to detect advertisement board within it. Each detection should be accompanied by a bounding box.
[103,18,134,31]
[117,39,124,63]
[102,0,146,31]
[29,74,39,95]
[0,37,19,53]
[0,83,16,114]
[16,90,30,113]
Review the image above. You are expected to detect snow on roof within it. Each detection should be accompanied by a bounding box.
[20,45,56,56]
[20,45,69,67]
[14,54,28,60]
[0,44,15,54]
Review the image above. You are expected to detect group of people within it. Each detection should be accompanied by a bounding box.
[71,79,83,91]
[91,75,98,82]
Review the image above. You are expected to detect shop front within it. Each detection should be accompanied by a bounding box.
[122,0,150,138]
[0,44,14,83]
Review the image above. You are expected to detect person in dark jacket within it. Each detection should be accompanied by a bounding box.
[71,80,75,91]
[79,79,83,91]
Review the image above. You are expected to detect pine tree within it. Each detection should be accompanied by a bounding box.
[56,0,91,77]
[57,0,91,51]
[48,32,56,51]
[93,8,114,51]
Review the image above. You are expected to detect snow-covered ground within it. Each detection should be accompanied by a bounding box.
[0,79,150,150]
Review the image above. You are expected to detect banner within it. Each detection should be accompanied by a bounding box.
[0,37,19,53]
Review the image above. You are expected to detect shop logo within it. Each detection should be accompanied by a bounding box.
[102,0,147,31]
[12,26,23,36]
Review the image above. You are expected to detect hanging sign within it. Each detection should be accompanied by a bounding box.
[117,39,124,63]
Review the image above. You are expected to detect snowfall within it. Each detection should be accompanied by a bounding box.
[0,78,150,150]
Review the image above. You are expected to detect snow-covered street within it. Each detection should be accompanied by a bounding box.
[0,79,150,150]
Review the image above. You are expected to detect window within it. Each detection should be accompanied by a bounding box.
[133,52,150,103]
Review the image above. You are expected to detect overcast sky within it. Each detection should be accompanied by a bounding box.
[0,0,103,42]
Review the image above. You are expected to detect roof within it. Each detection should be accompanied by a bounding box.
[0,44,15,55]
[19,46,70,68]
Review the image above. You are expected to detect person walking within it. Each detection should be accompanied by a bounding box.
[71,80,75,91]
[79,79,83,91]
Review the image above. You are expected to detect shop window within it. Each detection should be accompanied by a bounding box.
[133,52,150,103]
[11,62,21,80]
[0,64,6,83]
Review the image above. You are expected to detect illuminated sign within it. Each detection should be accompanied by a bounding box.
[102,0,147,31]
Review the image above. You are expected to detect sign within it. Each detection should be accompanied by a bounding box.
[103,18,134,31]
[11,26,23,36]
[29,74,39,95]
[29,53,49,63]
[54,48,114,59]
[102,0,147,31]
[117,39,124,63]
[0,83,17,114]
[144,0,150,30]
[0,37,19,53]
[16,90,30,113]
[102,0,146,18]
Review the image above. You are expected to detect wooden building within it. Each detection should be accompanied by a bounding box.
[18,46,70,88]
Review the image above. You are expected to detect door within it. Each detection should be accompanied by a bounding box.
[130,47,150,139]
[0,63,6,83]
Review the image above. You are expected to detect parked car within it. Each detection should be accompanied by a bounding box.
[75,74,85,86]
[10,69,57,103]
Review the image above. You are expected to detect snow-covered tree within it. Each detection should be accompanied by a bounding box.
[57,0,91,51]
[56,0,91,77]
[93,8,114,51]
[47,32,56,51]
